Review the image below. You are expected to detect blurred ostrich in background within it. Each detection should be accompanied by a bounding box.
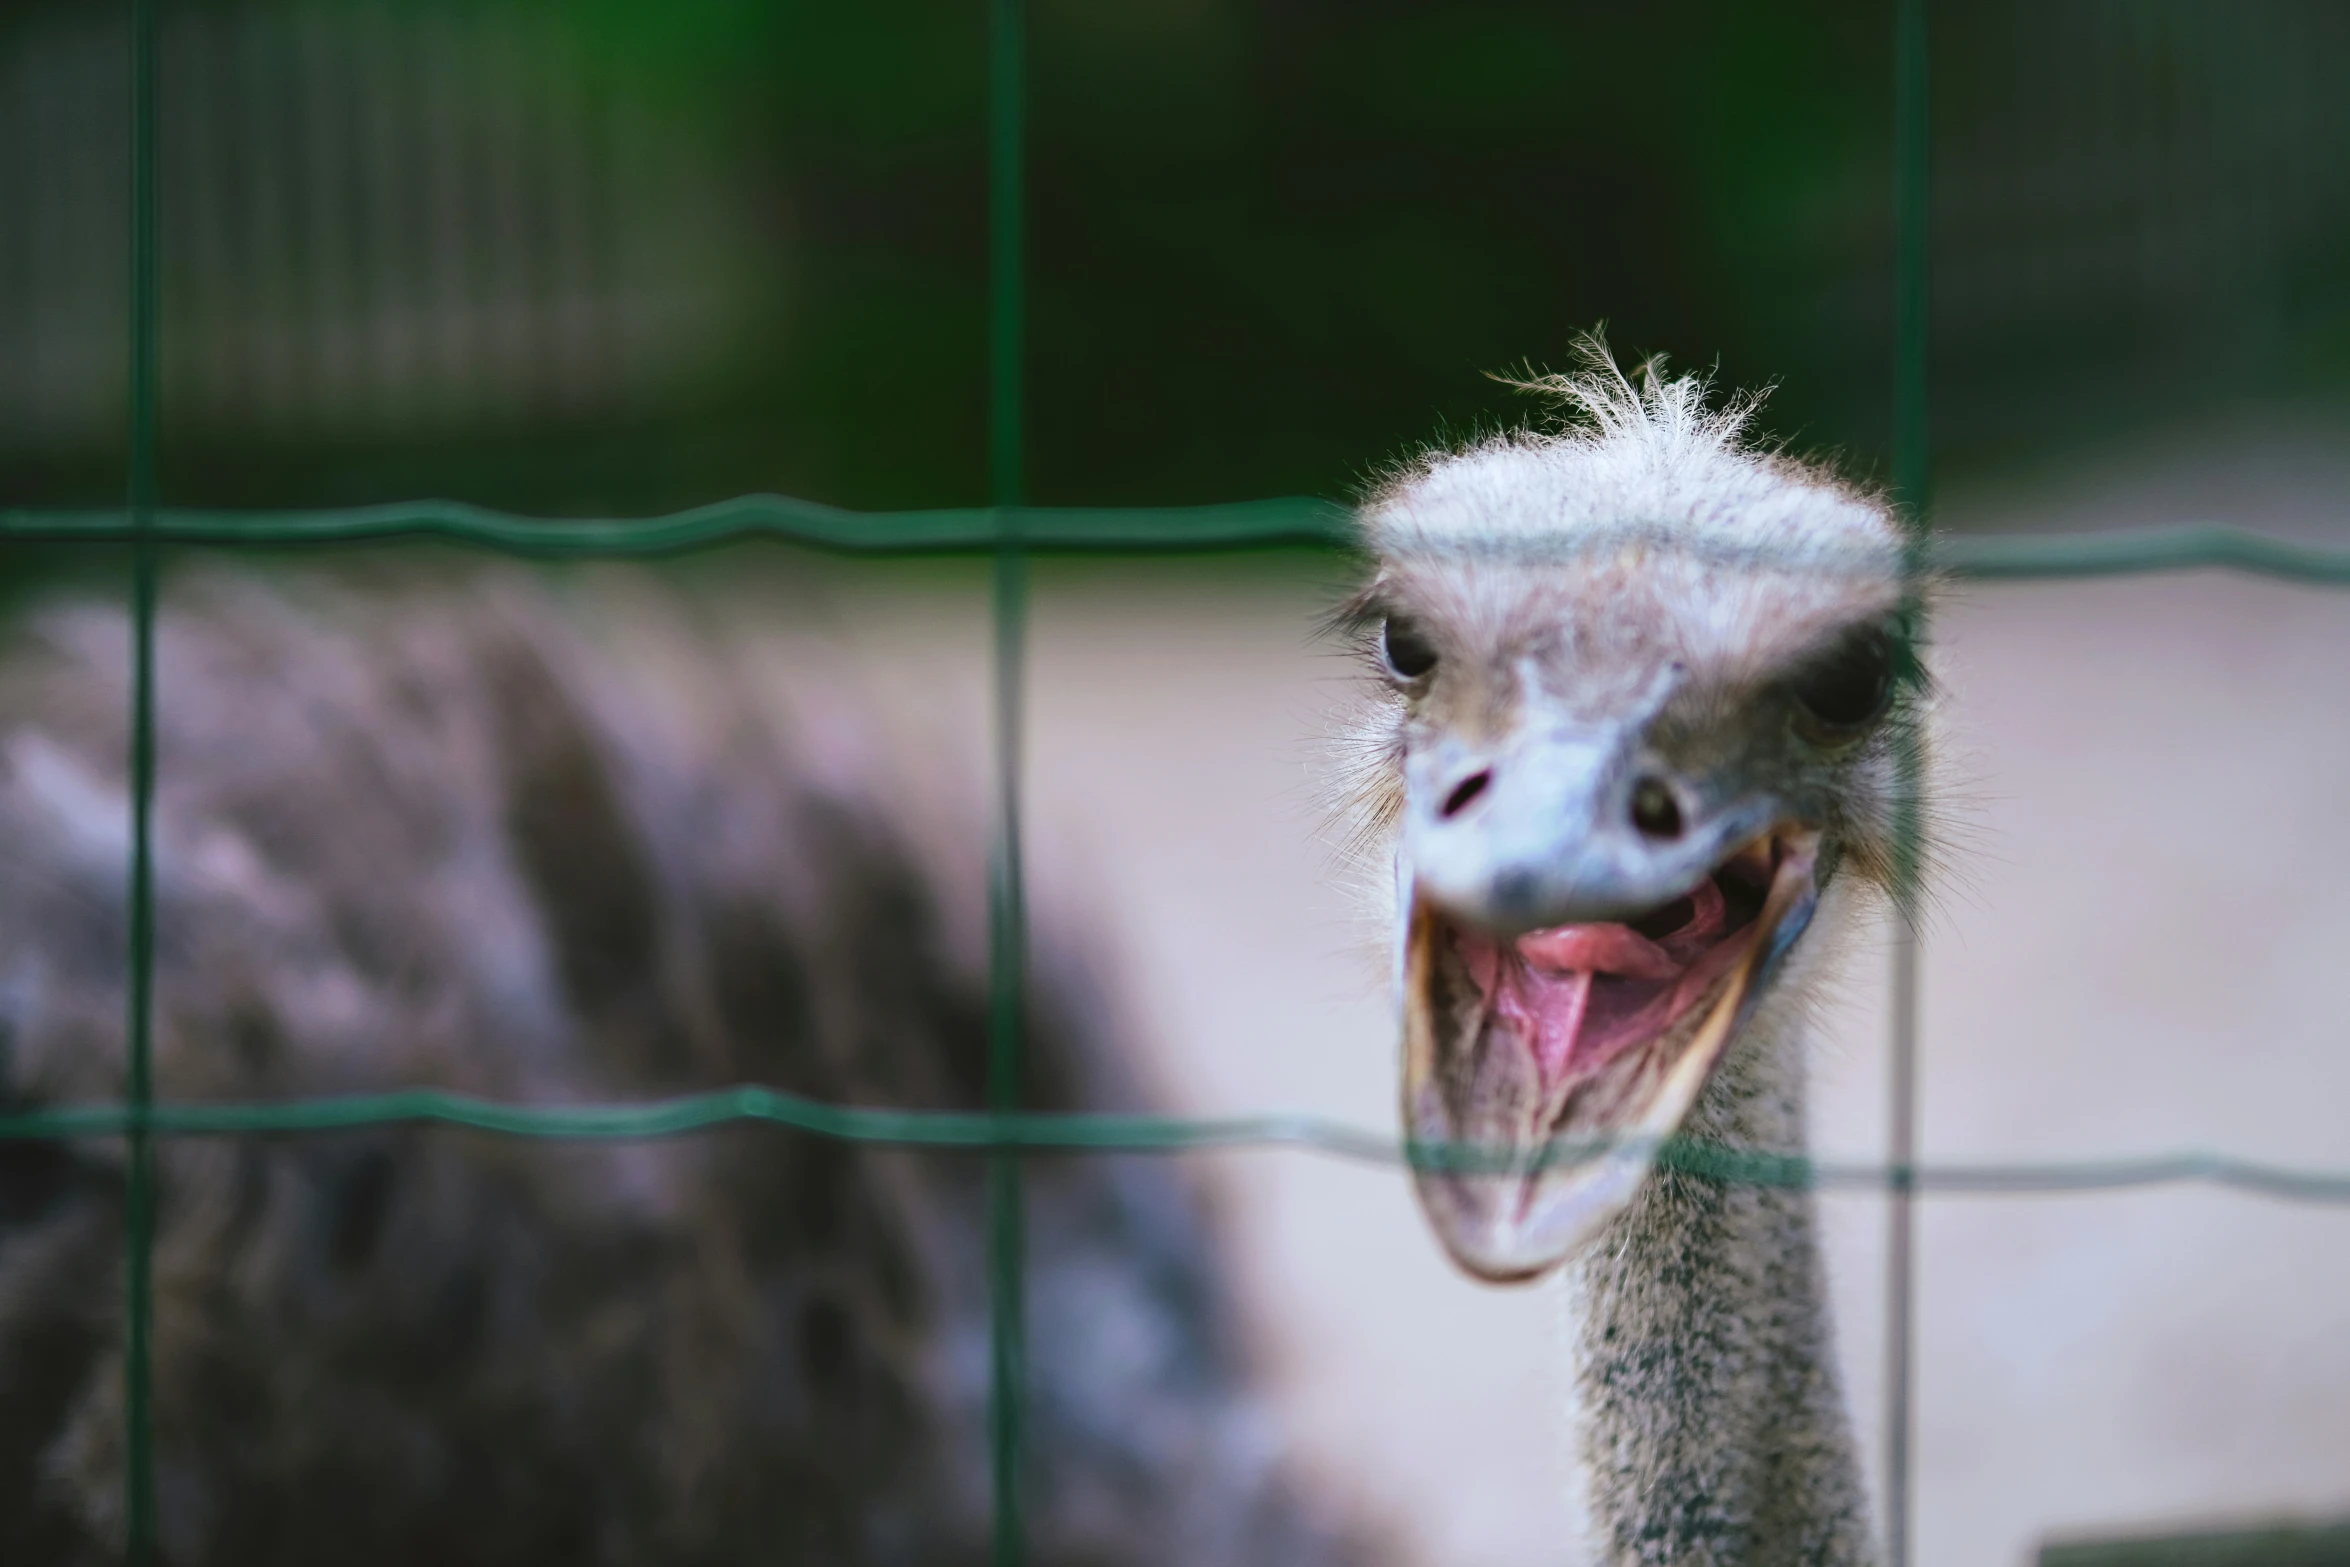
[0,566,1358,1566]
[1342,346,1926,1564]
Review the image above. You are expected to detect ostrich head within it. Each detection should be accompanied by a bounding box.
[1343,350,1925,1283]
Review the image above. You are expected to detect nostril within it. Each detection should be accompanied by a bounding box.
[1630,775,1683,839]
[1439,769,1492,820]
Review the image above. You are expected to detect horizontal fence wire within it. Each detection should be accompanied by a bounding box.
[5,501,2350,581]
[0,1091,2346,1203]
[0,497,1350,556]
[2,503,2347,1212]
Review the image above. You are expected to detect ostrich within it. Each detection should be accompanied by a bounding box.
[1339,348,1922,1565]
[0,565,1360,1566]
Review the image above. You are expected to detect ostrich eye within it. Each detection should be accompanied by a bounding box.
[1789,624,1894,739]
[1380,614,1439,682]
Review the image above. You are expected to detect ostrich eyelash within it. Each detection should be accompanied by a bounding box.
[1317,580,1394,643]
[1318,583,1422,685]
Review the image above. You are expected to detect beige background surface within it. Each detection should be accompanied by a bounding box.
[724,414,2350,1567]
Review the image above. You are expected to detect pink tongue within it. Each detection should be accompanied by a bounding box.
[1453,878,1726,1088]
[1518,924,1677,979]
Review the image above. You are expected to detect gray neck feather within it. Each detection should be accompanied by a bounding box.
[1565,1023,1875,1566]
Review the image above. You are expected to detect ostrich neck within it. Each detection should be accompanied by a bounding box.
[1564,1023,1875,1566]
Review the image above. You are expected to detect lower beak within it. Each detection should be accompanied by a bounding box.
[1401,830,1821,1281]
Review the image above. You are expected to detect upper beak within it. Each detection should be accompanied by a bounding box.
[1402,723,1777,935]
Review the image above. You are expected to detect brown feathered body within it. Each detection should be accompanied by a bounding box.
[0,564,1350,1567]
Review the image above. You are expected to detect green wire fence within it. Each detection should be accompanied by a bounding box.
[7,502,2350,580]
[0,1,2346,1564]
[5,1088,2348,1199]
[1885,5,1930,1559]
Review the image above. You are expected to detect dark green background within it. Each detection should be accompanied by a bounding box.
[5,0,2346,517]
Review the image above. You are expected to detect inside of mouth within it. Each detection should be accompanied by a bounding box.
[1446,840,1774,1094]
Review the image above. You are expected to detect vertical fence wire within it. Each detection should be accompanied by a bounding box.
[123,0,162,1559]
[985,0,1030,1561]
[1885,0,1932,1563]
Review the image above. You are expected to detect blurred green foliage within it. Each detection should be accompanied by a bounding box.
[3,0,2343,516]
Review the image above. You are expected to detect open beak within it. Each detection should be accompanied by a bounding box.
[1402,829,1821,1281]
